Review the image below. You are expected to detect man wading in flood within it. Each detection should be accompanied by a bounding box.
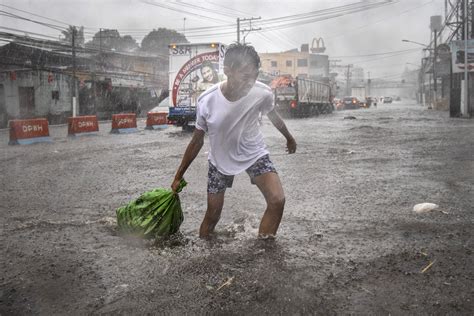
[171,43,297,239]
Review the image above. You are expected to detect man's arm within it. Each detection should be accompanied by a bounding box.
[171,128,205,192]
[267,109,297,154]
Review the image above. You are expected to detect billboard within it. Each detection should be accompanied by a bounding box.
[169,43,226,107]
[450,39,474,73]
[308,54,329,79]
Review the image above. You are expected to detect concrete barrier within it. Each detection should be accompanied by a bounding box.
[68,115,99,136]
[8,118,53,145]
[145,112,168,130]
[111,113,138,134]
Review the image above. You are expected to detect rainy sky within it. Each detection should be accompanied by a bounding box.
[0,0,445,79]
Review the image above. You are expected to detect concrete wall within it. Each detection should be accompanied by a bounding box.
[0,70,76,119]
[260,51,310,77]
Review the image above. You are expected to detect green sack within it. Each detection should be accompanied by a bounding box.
[116,179,187,238]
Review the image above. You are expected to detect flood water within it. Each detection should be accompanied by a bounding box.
[1,101,473,314]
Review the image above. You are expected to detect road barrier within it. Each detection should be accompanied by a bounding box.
[8,118,53,145]
[145,112,168,130]
[68,115,99,136]
[111,113,138,134]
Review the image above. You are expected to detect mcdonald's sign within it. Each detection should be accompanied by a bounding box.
[311,37,326,53]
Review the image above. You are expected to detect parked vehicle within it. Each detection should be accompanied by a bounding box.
[166,42,226,129]
[367,96,377,107]
[351,86,368,107]
[383,96,393,103]
[342,96,361,110]
[271,75,333,117]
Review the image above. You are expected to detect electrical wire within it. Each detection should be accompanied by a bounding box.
[140,0,231,24]
[333,48,420,58]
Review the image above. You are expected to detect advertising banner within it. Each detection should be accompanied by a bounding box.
[450,39,474,73]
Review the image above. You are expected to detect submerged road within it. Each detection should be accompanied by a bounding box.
[1,101,473,314]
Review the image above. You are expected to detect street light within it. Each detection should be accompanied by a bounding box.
[402,39,433,51]
[402,39,436,108]
[402,39,428,47]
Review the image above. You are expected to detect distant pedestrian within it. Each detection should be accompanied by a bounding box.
[171,43,297,239]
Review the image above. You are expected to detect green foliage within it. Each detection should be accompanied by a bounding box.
[61,26,85,47]
[141,28,188,55]
[85,29,139,52]
[116,179,187,238]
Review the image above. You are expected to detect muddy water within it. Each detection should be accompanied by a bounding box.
[1,102,473,314]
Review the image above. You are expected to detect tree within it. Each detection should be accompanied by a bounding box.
[85,29,121,52]
[61,26,85,47]
[116,35,139,52]
[141,28,188,56]
[85,30,139,52]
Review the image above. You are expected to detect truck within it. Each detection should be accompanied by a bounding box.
[167,42,226,129]
[271,75,333,117]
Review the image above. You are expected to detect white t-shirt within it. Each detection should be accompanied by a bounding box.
[196,81,274,175]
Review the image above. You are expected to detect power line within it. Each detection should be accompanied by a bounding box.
[140,0,231,24]
[325,0,435,40]
[332,48,420,58]
[0,3,72,27]
[0,10,68,32]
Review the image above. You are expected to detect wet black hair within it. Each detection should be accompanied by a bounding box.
[224,42,261,70]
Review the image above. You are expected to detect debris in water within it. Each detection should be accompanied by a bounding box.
[344,116,357,120]
[421,260,435,273]
[360,286,374,295]
[412,203,446,214]
[216,276,234,291]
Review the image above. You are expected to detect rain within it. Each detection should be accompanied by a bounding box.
[0,0,473,314]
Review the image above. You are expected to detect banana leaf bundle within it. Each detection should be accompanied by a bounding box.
[116,179,187,238]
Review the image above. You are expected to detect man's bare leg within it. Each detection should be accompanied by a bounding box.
[199,191,225,238]
[253,172,285,237]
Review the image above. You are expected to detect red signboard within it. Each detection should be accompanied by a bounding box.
[146,112,168,127]
[9,118,50,145]
[111,113,137,133]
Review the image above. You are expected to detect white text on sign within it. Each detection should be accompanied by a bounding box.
[22,125,43,133]
[78,121,95,128]
[117,119,133,126]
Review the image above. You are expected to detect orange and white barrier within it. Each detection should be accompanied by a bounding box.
[111,113,138,134]
[9,118,52,145]
[68,115,99,136]
[145,112,168,130]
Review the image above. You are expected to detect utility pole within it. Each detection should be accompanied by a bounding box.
[99,28,102,54]
[237,18,240,43]
[183,18,186,37]
[72,26,77,117]
[471,0,474,38]
[367,71,371,96]
[433,29,437,103]
[346,64,352,96]
[236,17,261,44]
[463,0,469,116]
[99,28,103,70]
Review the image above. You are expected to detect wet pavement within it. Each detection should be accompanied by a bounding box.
[1,101,473,314]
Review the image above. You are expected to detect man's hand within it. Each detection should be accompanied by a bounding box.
[171,178,182,193]
[267,110,297,154]
[286,137,297,154]
[170,128,205,193]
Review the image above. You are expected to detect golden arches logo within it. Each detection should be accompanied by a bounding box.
[311,37,326,53]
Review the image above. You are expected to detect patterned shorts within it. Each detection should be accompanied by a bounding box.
[207,154,277,194]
